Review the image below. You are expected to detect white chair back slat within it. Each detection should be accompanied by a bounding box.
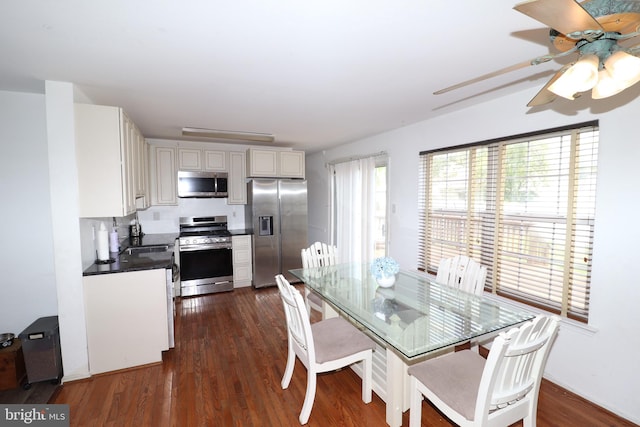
[302,241,338,268]
[276,275,315,367]
[301,242,339,315]
[436,255,487,295]
[478,316,559,416]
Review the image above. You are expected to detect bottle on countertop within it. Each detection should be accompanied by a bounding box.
[129,215,142,238]
[109,217,119,253]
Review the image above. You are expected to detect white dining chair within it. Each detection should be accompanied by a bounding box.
[436,254,487,296]
[407,315,559,427]
[300,242,338,317]
[275,274,375,425]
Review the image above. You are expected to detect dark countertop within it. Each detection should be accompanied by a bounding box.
[83,233,178,276]
[229,228,252,236]
[126,233,179,247]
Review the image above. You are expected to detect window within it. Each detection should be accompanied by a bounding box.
[418,122,599,322]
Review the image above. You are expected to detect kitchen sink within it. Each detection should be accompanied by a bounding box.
[121,245,170,255]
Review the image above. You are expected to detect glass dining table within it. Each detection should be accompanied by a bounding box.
[289,263,535,427]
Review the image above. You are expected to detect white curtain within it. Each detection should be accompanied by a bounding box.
[330,157,376,264]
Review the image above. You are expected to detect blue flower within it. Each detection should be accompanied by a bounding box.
[370,257,400,280]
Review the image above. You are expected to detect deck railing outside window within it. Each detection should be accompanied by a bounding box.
[418,122,599,322]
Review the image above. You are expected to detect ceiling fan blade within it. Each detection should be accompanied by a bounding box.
[627,42,640,56]
[433,48,575,95]
[433,60,536,95]
[514,0,603,36]
[526,65,571,107]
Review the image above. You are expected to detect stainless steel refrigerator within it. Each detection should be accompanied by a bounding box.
[245,179,308,288]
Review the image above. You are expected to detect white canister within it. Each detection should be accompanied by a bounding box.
[97,222,110,261]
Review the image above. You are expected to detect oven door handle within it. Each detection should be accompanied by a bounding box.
[179,244,232,252]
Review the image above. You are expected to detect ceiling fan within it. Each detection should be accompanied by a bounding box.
[435,0,640,106]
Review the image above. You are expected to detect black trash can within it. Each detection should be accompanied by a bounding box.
[19,315,63,387]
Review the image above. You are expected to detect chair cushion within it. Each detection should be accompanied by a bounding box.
[311,317,375,363]
[407,350,485,421]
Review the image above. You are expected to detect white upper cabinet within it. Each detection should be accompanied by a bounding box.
[178,148,201,171]
[246,148,305,178]
[204,150,227,171]
[150,146,177,206]
[227,151,247,205]
[178,148,227,172]
[246,149,278,177]
[75,104,139,217]
[134,125,149,210]
[279,150,305,178]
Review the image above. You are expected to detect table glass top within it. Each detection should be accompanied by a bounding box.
[289,263,535,360]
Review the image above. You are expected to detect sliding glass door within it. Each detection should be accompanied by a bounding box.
[330,154,388,263]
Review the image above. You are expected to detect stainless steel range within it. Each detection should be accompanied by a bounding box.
[178,216,233,296]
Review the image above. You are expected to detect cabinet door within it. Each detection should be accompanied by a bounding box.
[121,113,137,215]
[83,269,168,374]
[151,146,177,205]
[76,104,135,217]
[279,150,305,178]
[135,131,149,209]
[204,150,227,171]
[232,235,252,287]
[227,151,247,205]
[178,148,202,170]
[247,149,278,177]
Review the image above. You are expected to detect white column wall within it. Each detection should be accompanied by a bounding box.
[306,88,640,424]
[45,81,90,381]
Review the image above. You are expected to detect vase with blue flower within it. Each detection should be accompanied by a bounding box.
[370,257,400,288]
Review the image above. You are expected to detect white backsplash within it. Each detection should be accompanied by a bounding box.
[136,197,247,234]
[79,198,247,269]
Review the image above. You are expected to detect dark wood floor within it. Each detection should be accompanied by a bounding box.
[53,286,636,426]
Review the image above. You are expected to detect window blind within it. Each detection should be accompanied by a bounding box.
[418,123,598,322]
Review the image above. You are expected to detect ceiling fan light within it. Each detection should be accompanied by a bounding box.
[548,54,600,100]
[592,69,625,99]
[604,50,640,89]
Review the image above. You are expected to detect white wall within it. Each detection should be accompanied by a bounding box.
[306,89,640,423]
[0,90,59,337]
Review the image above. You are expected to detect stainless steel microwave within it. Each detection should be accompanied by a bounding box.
[177,171,228,198]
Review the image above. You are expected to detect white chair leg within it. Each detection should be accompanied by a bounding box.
[523,401,536,427]
[299,370,317,425]
[361,354,373,403]
[409,377,423,427]
[281,343,296,389]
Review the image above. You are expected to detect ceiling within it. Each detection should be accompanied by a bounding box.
[0,0,573,152]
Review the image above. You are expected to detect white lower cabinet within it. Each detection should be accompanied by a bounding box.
[232,235,252,287]
[83,269,169,374]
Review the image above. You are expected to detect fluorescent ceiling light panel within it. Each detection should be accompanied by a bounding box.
[182,127,275,142]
